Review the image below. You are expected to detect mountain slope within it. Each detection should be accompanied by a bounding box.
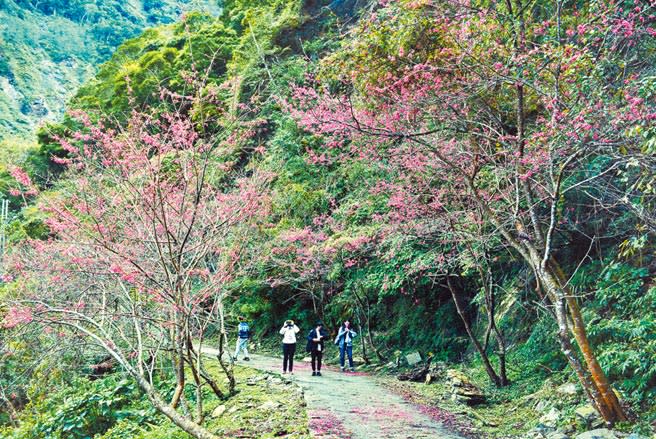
[0,0,221,140]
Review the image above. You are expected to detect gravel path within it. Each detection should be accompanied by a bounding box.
[201,348,464,439]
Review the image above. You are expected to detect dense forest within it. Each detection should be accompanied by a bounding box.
[0,0,221,139]
[0,0,655,438]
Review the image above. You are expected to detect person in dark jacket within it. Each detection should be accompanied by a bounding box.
[306,321,328,376]
[233,316,251,361]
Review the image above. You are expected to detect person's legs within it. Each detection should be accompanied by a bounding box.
[316,351,323,374]
[242,339,250,360]
[339,345,345,370]
[234,338,242,360]
[282,344,290,372]
[347,345,354,369]
[288,343,296,372]
[311,351,317,374]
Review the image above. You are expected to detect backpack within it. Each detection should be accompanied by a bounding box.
[305,330,314,352]
[238,322,250,339]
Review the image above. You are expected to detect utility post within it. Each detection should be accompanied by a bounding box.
[0,199,9,276]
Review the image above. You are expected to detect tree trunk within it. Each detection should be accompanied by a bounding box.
[187,336,225,399]
[141,377,218,439]
[491,323,508,386]
[216,300,235,394]
[352,287,387,362]
[89,335,219,439]
[171,311,186,409]
[548,261,627,422]
[479,261,509,386]
[355,310,370,364]
[447,277,502,387]
[186,337,204,423]
[538,263,627,423]
[566,296,627,422]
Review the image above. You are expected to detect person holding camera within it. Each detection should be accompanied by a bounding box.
[306,321,328,376]
[335,320,357,372]
[279,319,300,374]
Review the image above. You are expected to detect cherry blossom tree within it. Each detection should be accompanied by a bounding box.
[265,226,334,318]
[3,85,272,439]
[290,0,654,423]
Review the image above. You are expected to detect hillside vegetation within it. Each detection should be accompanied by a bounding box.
[0,0,655,438]
[0,0,221,140]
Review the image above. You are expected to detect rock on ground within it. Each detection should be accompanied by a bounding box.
[446,369,485,405]
[556,383,579,396]
[211,404,226,418]
[575,429,619,439]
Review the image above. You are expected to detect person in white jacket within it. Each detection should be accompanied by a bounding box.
[280,319,300,374]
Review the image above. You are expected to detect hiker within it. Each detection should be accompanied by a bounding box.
[306,321,328,376]
[233,316,251,361]
[280,319,300,374]
[335,320,358,372]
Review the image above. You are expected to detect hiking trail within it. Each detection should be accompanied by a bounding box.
[201,348,465,439]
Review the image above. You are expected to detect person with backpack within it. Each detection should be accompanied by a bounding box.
[279,319,300,374]
[306,321,328,376]
[233,316,251,361]
[335,320,357,372]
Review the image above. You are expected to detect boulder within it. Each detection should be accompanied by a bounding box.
[539,407,562,428]
[546,433,570,439]
[399,360,445,383]
[574,429,619,439]
[535,400,551,413]
[446,369,485,405]
[258,400,281,411]
[211,404,226,418]
[266,376,283,385]
[575,405,604,429]
[427,362,446,381]
[398,365,429,382]
[406,352,422,366]
[556,383,579,396]
[528,424,556,438]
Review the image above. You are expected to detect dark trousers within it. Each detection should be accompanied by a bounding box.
[339,344,353,368]
[282,343,296,372]
[311,350,323,371]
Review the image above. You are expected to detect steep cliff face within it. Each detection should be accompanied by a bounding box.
[0,0,221,140]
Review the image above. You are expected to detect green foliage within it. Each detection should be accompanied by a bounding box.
[1,374,156,439]
[2,0,656,435]
[1,364,310,439]
[73,13,238,116]
[575,262,656,404]
[7,205,49,241]
[0,0,221,140]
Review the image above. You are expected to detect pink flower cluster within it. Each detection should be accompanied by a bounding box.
[2,306,33,329]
